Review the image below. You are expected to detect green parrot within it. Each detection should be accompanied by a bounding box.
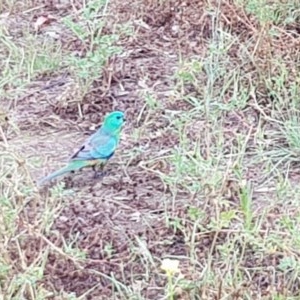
[37,111,126,186]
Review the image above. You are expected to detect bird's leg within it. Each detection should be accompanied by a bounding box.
[92,165,107,179]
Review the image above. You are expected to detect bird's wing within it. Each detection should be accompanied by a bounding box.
[70,132,117,161]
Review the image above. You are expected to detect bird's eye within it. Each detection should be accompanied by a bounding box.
[116,116,122,120]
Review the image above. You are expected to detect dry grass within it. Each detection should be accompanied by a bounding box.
[2,0,300,299]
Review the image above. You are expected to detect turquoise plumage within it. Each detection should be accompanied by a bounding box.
[37,111,125,185]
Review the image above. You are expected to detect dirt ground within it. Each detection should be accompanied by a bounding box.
[2,0,300,299]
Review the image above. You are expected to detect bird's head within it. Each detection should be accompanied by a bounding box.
[103,111,126,133]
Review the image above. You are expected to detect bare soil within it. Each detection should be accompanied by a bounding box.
[3,0,300,299]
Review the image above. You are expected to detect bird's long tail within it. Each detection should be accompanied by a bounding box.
[37,160,90,186]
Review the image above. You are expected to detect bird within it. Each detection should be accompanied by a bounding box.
[37,111,126,186]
